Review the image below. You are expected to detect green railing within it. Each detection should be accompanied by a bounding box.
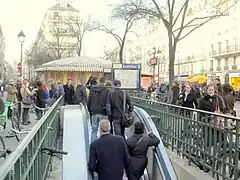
[0,96,63,180]
[131,96,240,180]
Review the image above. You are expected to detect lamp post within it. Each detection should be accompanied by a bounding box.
[18,31,26,78]
[150,47,157,84]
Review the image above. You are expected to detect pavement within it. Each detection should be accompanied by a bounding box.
[0,91,38,166]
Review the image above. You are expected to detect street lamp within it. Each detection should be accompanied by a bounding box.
[150,47,157,84]
[18,30,26,78]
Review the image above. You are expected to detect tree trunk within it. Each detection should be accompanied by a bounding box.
[119,45,124,64]
[168,32,176,87]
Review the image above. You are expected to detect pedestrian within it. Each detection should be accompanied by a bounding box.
[106,80,134,137]
[34,81,45,120]
[6,80,18,118]
[20,79,32,125]
[63,79,74,105]
[73,80,87,105]
[88,119,130,180]
[87,76,108,142]
[126,122,160,180]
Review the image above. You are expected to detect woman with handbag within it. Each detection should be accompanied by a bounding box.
[20,79,32,125]
[126,122,160,180]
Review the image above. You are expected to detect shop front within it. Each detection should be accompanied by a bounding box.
[207,73,225,84]
[228,73,240,90]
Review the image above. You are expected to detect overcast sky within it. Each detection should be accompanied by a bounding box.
[0,0,120,66]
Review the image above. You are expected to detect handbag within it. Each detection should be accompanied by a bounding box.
[22,90,32,105]
[122,90,134,128]
[214,98,224,129]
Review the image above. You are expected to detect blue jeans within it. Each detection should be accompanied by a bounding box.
[91,114,108,142]
[112,119,125,138]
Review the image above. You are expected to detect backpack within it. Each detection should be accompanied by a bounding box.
[43,90,50,100]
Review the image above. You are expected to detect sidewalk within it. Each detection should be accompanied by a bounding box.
[0,111,37,166]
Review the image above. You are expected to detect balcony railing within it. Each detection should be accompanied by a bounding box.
[210,44,240,57]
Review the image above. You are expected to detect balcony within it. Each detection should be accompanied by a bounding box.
[210,44,240,58]
[232,65,238,70]
[216,66,221,71]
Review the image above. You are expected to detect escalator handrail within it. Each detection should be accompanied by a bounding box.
[134,107,178,180]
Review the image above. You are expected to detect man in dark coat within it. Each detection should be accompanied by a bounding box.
[88,119,130,180]
[63,79,74,105]
[106,80,134,137]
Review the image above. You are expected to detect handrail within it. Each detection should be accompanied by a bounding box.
[134,107,178,180]
[132,96,240,120]
[131,96,240,180]
[0,95,63,180]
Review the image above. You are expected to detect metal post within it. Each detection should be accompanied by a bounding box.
[20,43,23,77]
[158,61,160,85]
[153,65,155,84]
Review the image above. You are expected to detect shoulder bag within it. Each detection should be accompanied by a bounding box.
[122,90,134,128]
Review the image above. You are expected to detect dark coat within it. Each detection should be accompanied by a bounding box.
[106,88,134,119]
[63,84,74,105]
[126,133,160,180]
[172,86,180,104]
[179,91,198,109]
[73,85,87,104]
[35,87,45,108]
[88,133,130,180]
[87,84,108,116]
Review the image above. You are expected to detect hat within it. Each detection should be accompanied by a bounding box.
[90,77,97,85]
[113,79,121,86]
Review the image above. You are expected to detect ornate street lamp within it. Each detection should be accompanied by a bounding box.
[149,47,157,84]
[18,31,26,77]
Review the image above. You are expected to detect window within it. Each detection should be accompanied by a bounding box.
[224,58,228,66]
[210,60,213,69]
[225,40,229,51]
[218,42,222,53]
[233,57,236,65]
[217,59,221,66]
[53,12,59,18]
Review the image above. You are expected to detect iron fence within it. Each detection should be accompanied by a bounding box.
[131,96,240,180]
[0,96,63,180]
[128,91,170,103]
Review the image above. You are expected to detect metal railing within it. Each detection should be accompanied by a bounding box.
[128,91,170,103]
[131,96,240,180]
[0,96,63,180]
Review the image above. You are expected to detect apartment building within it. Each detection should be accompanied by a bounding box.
[33,1,79,60]
[208,1,240,89]
[0,26,5,82]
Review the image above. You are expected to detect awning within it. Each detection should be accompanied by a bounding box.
[188,75,206,84]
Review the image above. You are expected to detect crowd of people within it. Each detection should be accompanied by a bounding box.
[0,76,161,180]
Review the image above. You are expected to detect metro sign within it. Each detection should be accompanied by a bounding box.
[18,63,22,71]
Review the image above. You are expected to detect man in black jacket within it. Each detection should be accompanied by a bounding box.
[106,80,133,137]
[88,77,108,142]
[88,119,130,180]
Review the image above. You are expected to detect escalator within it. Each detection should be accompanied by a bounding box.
[62,104,177,180]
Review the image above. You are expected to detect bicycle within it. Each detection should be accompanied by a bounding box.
[10,101,31,141]
[41,147,68,178]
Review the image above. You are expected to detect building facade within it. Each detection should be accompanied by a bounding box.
[0,26,5,83]
[208,1,240,89]
[33,2,80,60]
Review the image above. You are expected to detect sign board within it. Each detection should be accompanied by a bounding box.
[113,63,141,89]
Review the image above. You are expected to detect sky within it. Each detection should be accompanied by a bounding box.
[0,0,120,66]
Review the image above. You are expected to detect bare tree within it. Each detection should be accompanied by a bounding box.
[96,4,139,63]
[41,18,74,59]
[25,45,54,67]
[115,0,239,85]
[66,16,96,56]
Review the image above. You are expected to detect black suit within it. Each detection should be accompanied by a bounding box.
[88,133,130,180]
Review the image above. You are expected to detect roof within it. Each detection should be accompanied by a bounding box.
[49,3,79,12]
[34,56,112,72]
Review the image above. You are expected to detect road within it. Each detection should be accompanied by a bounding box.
[0,92,37,166]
